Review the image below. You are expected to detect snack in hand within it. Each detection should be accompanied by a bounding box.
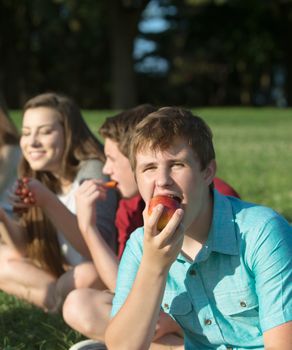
[103,180,118,188]
[148,195,181,231]
[14,177,35,205]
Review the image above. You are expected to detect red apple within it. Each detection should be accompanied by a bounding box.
[148,195,181,231]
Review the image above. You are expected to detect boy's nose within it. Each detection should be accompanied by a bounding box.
[102,161,111,175]
[156,169,173,187]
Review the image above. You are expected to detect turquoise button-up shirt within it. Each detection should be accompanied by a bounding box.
[112,191,292,349]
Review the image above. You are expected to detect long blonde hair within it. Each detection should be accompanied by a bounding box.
[19,92,104,276]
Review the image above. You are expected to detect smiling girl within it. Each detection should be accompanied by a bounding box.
[0,92,117,313]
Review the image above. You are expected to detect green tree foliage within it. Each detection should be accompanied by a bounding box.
[0,0,109,107]
[137,0,292,106]
[0,0,292,107]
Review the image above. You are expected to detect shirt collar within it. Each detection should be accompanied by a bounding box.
[207,190,239,256]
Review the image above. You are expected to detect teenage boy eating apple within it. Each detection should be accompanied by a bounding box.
[65,105,241,350]
[105,107,292,350]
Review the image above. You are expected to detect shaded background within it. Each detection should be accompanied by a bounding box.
[0,0,292,109]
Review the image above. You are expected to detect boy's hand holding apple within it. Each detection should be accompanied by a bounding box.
[148,195,182,231]
[143,195,184,271]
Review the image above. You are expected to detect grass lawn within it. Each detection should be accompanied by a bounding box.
[3,107,292,348]
[0,293,85,349]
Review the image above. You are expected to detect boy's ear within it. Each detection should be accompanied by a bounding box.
[203,159,217,186]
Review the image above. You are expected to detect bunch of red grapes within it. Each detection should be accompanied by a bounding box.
[14,177,35,213]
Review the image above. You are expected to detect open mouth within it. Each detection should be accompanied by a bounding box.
[167,194,182,203]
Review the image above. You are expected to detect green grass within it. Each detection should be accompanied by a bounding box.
[0,293,85,349]
[5,107,292,348]
[194,108,292,221]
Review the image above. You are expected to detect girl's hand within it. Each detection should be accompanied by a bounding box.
[10,177,36,215]
[75,179,107,235]
[10,177,50,215]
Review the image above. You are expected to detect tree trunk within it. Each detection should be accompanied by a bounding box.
[107,0,149,109]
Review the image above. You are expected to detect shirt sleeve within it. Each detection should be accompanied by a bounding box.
[111,228,144,317]
[0,145,20,195]
[77,159,119,252]
[249,215,292,331]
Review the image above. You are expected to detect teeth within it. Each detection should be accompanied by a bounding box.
[167,195,181,203]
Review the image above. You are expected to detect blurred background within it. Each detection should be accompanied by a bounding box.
[1,0,292,109]
[1,2,292,347]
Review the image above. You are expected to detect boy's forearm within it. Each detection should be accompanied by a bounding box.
[263,321,292,350]
[82,225,118,292]
[41,192,91,258]
[105,257,169,350]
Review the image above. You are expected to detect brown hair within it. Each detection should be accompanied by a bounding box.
[0,96,19,148]
[19,92,105,276]
[99,104,157,158]
[129,106,215,171]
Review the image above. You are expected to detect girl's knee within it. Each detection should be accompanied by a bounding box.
[0,244,22,262]
[0,245,22,281]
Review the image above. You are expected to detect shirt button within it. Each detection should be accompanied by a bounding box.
[163,303,169,310]
[189,269,196,276]
[204,319,212,326]
[240,301,247,307]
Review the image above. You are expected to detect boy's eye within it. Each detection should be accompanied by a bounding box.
[172,163,184,168]
[143,166,156,172]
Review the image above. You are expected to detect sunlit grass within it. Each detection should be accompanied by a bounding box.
[197,108,292,220]
[0,292,85,349]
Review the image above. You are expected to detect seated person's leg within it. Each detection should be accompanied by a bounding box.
[0,243,57,311]
[63,288,113,341]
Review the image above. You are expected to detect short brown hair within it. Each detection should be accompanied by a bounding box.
[99,104,157,158]
[129,106,215,171]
